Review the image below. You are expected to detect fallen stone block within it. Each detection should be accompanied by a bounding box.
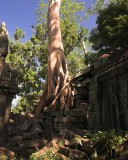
[54,153,70,160]
[21,118,36,131]
[9,136,22,146]
[29,122,43,135]
[64,139,77,149]
[23,138,48,148]
[0,136,8,145]
[58,146,71,157]
[0,147,14,160]
[33,139,60,158]
[69,148,88,160]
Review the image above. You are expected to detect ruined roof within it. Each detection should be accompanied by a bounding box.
[98,48,128,74]
[72,48,128,83]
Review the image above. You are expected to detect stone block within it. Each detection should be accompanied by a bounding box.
[44,110,63,117]
[69,148,87,160]
[89,83,98,90]
[1,71,11,78]
[54,153,70,160]
[0,147,14,160]
[79,103,89,110]
[65,109,86,117]
[59,146,70,157]
[82,78,90,85]
[54,122,72,129]
[8,89,17,95]
[0,136,8,145]
[11,79,18,86]
[9,136,22,146]
[11,70,18,78]
[1,77,11,82]
[54,117,84,123]
[21,118,36,131]
[30,122,43,135]
[45,117,53,123]
[0,82,9,88]
[22,138,48,148]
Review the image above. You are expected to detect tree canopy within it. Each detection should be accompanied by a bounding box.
[90,0,128,52]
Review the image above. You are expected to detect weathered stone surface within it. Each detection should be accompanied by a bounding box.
[0,147,14,160]
[0,112,53,159]
[23,138,48,148]
[54,153,70,160]
[73,49,128,131]
[0,136,8,145]
[0,22,18,134]
[69,149,88,160]
[9,136,22,146]
[33,139,60,158]
[54,116,84,123]
[29,122,43,135]
[21,118,36,131]
[58,146,70,157]
[43,109,87,135]
[82,142,94,155]
[64,139,77,149]
[64,109,86,116]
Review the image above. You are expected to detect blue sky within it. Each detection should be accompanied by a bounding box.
[0,0,97,41]
[0,0,40,41]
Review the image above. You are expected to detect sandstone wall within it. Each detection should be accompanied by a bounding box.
[73,49,128,131]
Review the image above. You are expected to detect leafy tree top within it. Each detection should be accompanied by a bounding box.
[90,0,128,51]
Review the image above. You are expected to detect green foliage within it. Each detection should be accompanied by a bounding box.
[30,150,54,160]
[86,0,119,16]
[14,28,25,41]
[85,129,123,157]
[84,52,98,65]
[7,28,45,112]
[13,157,24,160]
[67,50,86,77]
[92,130,123,155]
[90,0,128,51]
[86,0,104,16]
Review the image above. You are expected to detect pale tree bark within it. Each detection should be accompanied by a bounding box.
[35,0,74,115]
[81,39,87,54]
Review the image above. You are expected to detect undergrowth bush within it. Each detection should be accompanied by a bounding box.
[84,129,126,158]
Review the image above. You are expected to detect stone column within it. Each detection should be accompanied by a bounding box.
[0,29,8,134]
[0,94,7,133]
[0,22,18,134]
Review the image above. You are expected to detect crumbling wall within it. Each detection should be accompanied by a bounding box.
[0,113,52,158]
[0,23,18,134]
[43,109,87,135]
[97,62,128,131]
[73,49,128,131]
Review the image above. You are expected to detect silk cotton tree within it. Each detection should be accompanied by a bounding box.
[35,0,74,115]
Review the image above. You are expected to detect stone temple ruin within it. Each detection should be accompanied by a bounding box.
[0,22,128,158]
[73,48,128,131]
[43,48,128,134]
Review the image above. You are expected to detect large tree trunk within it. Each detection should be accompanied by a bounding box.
[35,0,74,115]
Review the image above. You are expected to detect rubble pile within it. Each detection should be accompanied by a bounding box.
[0,113,52,159]
[0,114,128,160]
[32,130,128,160]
